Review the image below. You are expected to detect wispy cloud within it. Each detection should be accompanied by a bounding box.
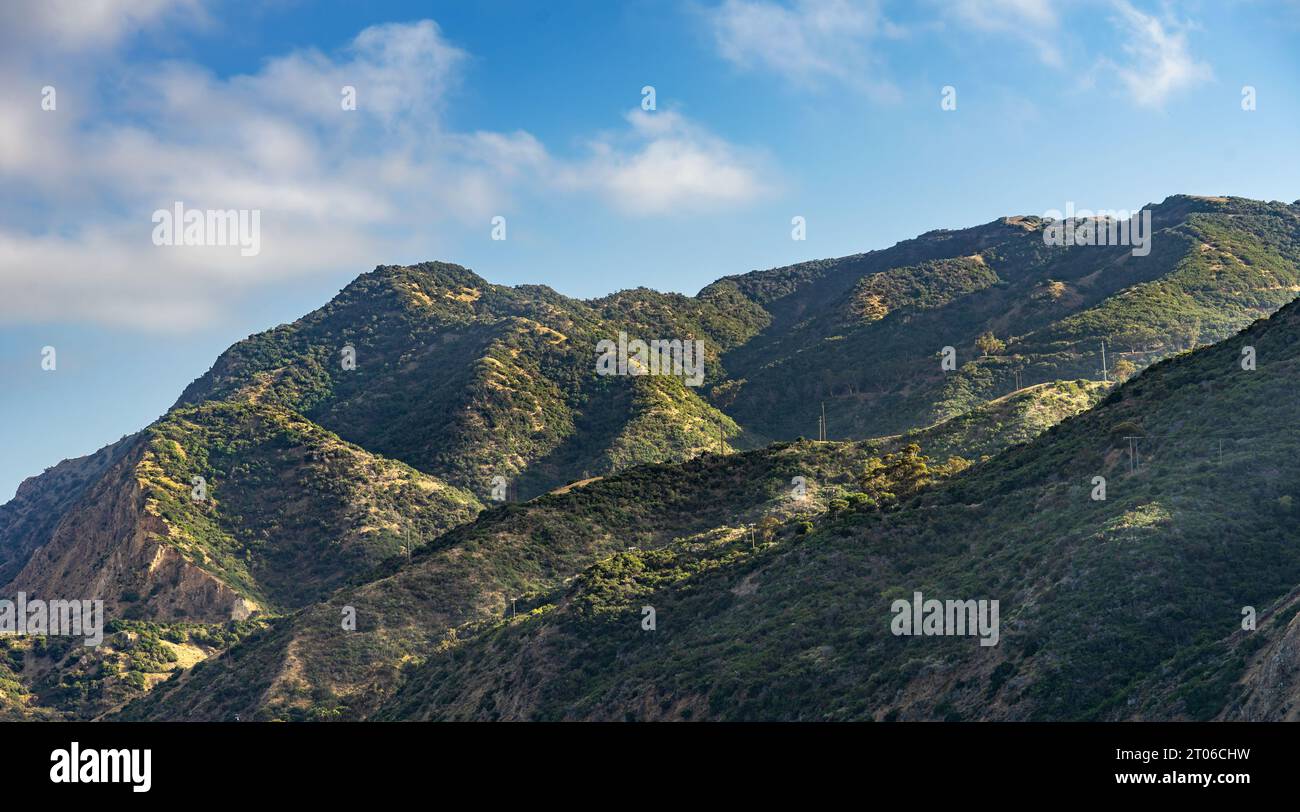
[1106,0,1212,107]
[708,0,901,100]
[944,0,1063,67]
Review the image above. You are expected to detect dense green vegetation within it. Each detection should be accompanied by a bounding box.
[848,256,1000,323]
[890,379,1111,462]
[1,619,266,719]
[372,296,1300,720]
[139,400,482,611]
[115,440,887,720]
[721,196,1300,438]
[176,262,751,501]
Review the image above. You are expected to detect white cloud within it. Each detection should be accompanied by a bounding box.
[709,0,900,99]
[558,111,771,215]
[0,18,767,330]
[240,20,467,126]
[0,19,483,329]
[1107,0,1212,107]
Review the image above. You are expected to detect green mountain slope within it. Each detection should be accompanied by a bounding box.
[371,297,1300,721]
[718,195,1300,439]
[887,379,1112,462]
[115,369,1125,722]
[176,262,754,500]
[114,441,882,720]
[5,401,481,621]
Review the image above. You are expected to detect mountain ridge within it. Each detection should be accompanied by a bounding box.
[5,192,1300,720]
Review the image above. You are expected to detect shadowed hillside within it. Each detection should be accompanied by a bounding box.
[373,297,1300,721]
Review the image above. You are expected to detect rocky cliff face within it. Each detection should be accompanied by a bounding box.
[1223,596,1300,721]
[0,434,137,586]
[4,437,257,622]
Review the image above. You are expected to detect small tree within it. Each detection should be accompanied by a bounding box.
[975,331,1005,357]
[1113,358,1137,382]
[861,443,933,507]
[933,455,971,477]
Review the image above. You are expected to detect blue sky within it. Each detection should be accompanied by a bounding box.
[2,0,1299,500]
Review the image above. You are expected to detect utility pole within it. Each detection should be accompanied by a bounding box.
[820,401,827,442]
[1123,436,1142,473]
[1101,341,1108,383]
